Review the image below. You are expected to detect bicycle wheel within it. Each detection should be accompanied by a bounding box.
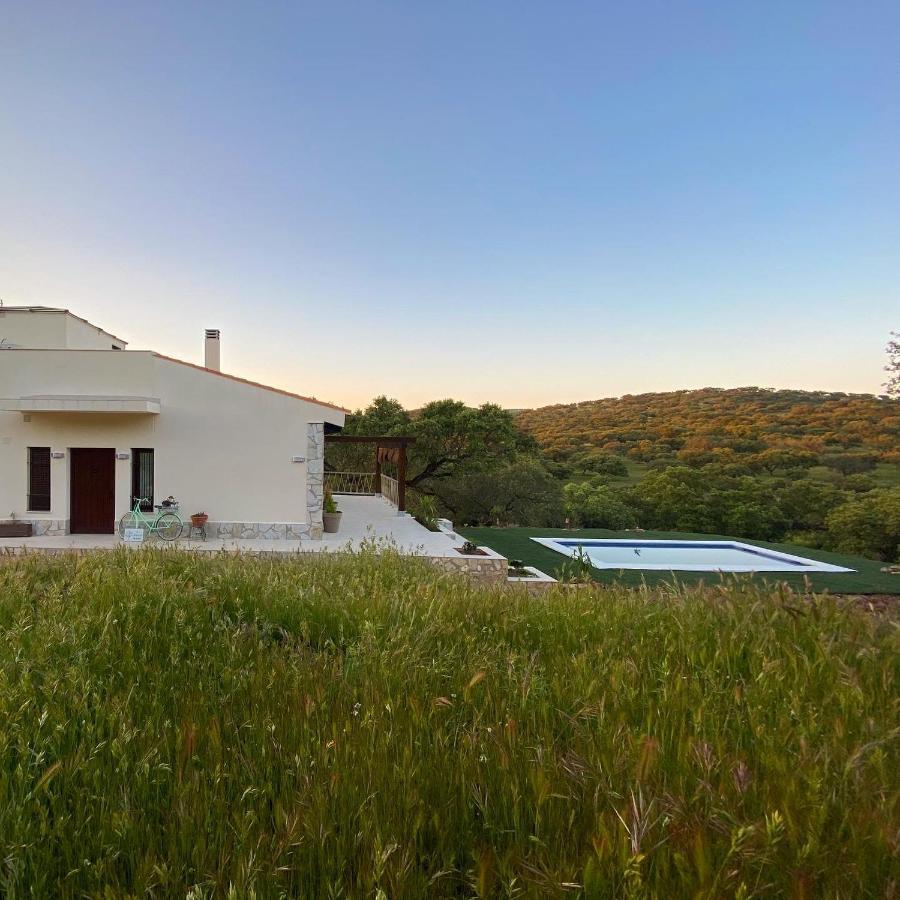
[118,511,140,537]
[155,512,183,542]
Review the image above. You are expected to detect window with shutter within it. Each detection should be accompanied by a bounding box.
[131,449,154,511]
[28,447,51,511]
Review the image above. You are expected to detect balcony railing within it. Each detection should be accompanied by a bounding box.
[380,474,399,508]
[325,471,376,495]
[324,471,402,510]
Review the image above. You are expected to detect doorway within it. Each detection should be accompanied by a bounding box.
[70,448,116,533]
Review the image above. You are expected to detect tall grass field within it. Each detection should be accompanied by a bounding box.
[0,550,896,897]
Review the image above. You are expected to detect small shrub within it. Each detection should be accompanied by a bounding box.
[410,493,440,531]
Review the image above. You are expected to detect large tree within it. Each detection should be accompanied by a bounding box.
[825,487,900,561]
[406,400,534,491]
[563,482,637,529]
[343,396,411,436]
[438,457,563,526]
[885,332,900,398]
[328,397,537,510]
[326,396,411,472]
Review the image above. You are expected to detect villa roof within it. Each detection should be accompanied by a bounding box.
[1,305,347,414]
[153,352,350,414]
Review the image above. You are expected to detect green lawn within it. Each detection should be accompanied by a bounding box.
[0,550,896,896]
[460,526,899,594]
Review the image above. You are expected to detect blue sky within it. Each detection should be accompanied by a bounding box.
[1,2,897,408]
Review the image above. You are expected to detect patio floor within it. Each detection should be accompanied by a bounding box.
[321,494,467,556]
[0,495,469,558]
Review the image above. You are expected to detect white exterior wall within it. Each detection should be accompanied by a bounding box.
[0,310,67,348]
[0,350,343,536]
[0,309,125,350]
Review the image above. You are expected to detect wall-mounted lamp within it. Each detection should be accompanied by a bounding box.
[51,451,65,459]
[291,456,306,463]
[116,452,131,460]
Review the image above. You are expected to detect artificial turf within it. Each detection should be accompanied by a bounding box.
[459,525,900,594]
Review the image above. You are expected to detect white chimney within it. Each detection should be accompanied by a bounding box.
[204,329,221,371]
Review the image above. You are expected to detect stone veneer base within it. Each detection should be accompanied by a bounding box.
[17,519,69,536]
[209,521,321,541]
[427,547,508,584]
[9,520,321,541]
[507,565,558,595]
[306,423,324,536]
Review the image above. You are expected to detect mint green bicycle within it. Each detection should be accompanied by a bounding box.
[119,498,184,541]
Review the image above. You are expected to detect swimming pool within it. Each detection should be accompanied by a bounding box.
[531,538,854,573]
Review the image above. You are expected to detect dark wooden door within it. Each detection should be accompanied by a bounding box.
[70,448,116,533]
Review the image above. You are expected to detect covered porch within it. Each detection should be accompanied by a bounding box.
[323,433,414,512]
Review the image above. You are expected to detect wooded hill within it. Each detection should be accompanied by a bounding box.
[335,390,900,559]
[516,387,900,465]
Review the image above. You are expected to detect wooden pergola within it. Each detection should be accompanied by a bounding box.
[324,434,415,511]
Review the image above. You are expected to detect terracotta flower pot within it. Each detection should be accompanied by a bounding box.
[191,514,208,527]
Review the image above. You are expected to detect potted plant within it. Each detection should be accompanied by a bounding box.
[0,512,33,538]
[322,488,342,533]
[508,558,536,578]
[456,540,488,556]
[190,512,208,528]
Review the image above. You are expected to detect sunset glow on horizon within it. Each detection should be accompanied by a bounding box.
[2,3,897,410]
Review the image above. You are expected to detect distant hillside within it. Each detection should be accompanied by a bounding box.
[517,387,900,462]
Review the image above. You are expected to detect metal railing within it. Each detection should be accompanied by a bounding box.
[325,471,376,495]
[380,474,399,507]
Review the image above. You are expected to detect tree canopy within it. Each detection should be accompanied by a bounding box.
[327,396,551,521]
[516,387,899,464]
[885,332,900,399]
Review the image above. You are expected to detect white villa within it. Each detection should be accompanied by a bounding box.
[0,306,346,539]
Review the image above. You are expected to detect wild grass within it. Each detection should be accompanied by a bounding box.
[0,549,897,897]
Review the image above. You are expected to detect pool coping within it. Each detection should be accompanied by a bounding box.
[531,537,855,574]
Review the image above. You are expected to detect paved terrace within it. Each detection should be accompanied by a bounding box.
[0,496,465,556]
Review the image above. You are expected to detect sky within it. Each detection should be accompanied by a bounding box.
[1,2,898,410]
